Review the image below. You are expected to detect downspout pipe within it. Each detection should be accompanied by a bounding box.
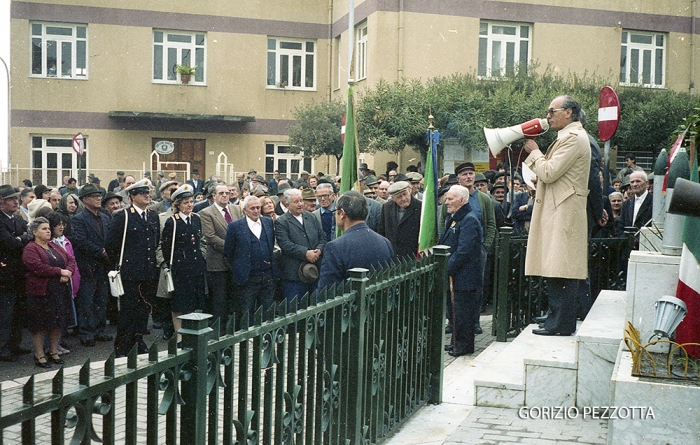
[691,0,696,93]
[398,0,404,79]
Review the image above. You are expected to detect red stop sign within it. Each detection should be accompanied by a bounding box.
[598,86,620,142]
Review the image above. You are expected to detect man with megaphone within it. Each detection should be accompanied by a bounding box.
[521,95,591,336]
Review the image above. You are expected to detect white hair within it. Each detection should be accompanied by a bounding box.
[283,188,302,202]
[242,195,260,209]
[449,184,470,201]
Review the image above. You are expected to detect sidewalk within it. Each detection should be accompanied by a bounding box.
[384,315,608,445]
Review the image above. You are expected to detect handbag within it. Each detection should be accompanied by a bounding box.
[109,209,128,297]
[157,216,177,298]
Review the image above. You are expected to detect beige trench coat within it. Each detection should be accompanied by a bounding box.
[524,121,591,280]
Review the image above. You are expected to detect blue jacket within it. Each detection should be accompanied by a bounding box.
[510,191,533,236]
[438,203,483,292]
[224,216,278,286]
[71,208,110,280]
[105,206,160,281]
[318,222,394,290]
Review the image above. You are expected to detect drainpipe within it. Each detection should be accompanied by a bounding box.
[691,0,696,93]
[328,0,334,100]
[398,0,404,79]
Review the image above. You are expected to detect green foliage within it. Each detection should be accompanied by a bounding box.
[287,99,346,167]
[354,66,700,157]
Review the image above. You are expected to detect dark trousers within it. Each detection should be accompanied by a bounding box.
[207,271,236,334]
[576,278,591,320]
[114,279,156,357]
[451,289,478,353]
[76,273,109,341]
[0,289,17,356]
[543,278,579,335]
[238,271,275,325]
[281,280,317,307]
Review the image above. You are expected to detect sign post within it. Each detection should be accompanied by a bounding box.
[72,133,85,184]
[598,87,620,192]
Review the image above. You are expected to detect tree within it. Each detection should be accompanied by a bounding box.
[287,99,346,174]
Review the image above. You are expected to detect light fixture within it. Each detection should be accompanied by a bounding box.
[653,295,687,339]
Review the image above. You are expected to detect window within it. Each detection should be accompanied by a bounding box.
[620,31,665,87]
[355,23,368,81]
[267,38,316,90]
[31,136,87,187]
[265,143,312,180]
[153,30,205,84]
[31,22,87,78]
[478,21,531,78]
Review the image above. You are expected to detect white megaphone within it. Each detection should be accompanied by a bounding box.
[483,118,550,156]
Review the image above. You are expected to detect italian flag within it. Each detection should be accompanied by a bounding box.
[674,151,700,357]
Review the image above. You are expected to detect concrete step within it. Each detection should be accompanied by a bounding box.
[474,323,578,408]
[576,289,627,407]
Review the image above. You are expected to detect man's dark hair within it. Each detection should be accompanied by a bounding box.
[22,179,33,188]
[625,153,636,162]
[20,187,34,199]
[561,95,583,122]
[68,178,77,185]
[336,190,368,221]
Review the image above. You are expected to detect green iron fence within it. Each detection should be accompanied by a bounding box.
[493,228,636,341]
[0,246,450,445]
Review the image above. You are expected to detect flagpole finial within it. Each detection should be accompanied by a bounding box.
[428,114,434,130]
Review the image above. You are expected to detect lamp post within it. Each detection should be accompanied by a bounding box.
[0,55,9,175]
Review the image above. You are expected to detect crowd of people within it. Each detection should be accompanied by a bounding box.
[0,96,655,367]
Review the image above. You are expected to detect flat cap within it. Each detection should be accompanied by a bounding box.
[388,181,410,196]
[455,162,475,175]
[117,171,125,175]
[159,180,179,193]
[406,172,423,182]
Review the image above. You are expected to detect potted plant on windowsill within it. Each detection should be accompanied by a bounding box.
[175,65,197,84]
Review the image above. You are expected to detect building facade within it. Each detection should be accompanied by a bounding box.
[8,0,699,186]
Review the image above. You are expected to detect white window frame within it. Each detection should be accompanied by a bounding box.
[620,30,665,88]
[153,30,206,84]
[265,143,313,181]
[30,22,88,79]
[267,38,317,90]
[31,135,87,187]
[478,21,531,78]
[355,23,368,81]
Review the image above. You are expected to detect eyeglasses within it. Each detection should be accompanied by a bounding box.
[135,190,151,196]
[317,194,332,200]
[546,108,566,115]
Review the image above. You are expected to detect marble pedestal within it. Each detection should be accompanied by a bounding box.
[638,226,663,252]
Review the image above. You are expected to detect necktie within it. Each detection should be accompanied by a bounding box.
[142,212,147,222]
[223,207,233,224]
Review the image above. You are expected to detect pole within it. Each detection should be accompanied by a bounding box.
[0,56,10,175]
[604,140,611,193]
[347,0,354,84]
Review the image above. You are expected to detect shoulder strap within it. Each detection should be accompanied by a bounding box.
[169,216,176,266]
[118,208,128,268]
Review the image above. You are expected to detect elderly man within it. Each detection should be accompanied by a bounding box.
[301,188,317,212]
[101,192,123,217]
[377,181,421,260]
[108,171,125,193]
[376,180,390,203]
[71,184,113,347]
[224,196,277,323]
[186,169,203,195]
[275,188,327,304]
[148,180,178,214]
[19,187,36,222]
[49,190,62,209]
[440,185,483,357]
[117,175,136,201]
[619,170,652,233]
[200,184,243,332]
[106,179,160,357]
[313,183,336,241]
[522,95,591,336]
[318,191,393,289]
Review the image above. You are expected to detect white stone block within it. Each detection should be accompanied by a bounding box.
[525,364,576,406]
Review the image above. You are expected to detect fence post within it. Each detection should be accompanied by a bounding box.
[179,312,213,445]
[429,246,450,404]
[346,268,369,445]
[494,227,513,342]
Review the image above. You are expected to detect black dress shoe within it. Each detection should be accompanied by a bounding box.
[445,324,453,334]
[474,324,483,335]
[534,315,548,324]
[532,328,572,336]
[444,344,453,351]
[95,334,113,342]
[34,356,51,368]
[11,347,31,355]
[81,339,96,347]
[48,353,64,365]
[448,349,473,357]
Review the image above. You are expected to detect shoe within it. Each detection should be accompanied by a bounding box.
[57,345,70,355]
[532,328,572,336]
[10,347,31,355]
[95,334,113,342]
[538,323,545,329]
[534,315,548,324]
[60,339,70,348]
[80,339,96,347]
[444,344,453,352]
[445,324,453,334]
[448,349,473,358]
[137,342,149,354]
[474,324,483,335]
[48,352,64,365]
[34,356,51,368]
[152,322,162,329]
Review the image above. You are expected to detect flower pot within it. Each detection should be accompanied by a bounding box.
[181,74,191,84]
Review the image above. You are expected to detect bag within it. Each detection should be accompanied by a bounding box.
[157,267,174,299]
[108,270,124,297]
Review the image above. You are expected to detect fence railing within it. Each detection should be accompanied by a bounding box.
[0,247,449,445]
[492,227,635,341]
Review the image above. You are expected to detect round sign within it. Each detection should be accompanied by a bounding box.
[155,140,175,155]
[72,133,85,156]
[598,86,620,142]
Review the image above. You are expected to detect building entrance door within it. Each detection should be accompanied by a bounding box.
[152,138,206,182]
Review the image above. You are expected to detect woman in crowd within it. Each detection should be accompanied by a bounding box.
[307,175,319,190]
[609,191,625,237]
[22,217,76,368]
[161,185,207,343]
[48,212,80,355]
[56,193,84,237]
[259,196,277,221]
[33,184,52,201]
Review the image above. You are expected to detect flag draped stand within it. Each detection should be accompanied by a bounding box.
[418,115,439,252]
